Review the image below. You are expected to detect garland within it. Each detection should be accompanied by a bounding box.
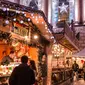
[0,30,12,44]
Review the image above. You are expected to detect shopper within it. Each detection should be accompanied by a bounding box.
[9,55,35,85]
[38,55,47,85]
[30,60,37,75]
[30,60,38,85]
[1,51,15,65]
[72,61,79,80]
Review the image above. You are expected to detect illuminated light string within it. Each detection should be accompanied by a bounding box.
[0,3,54,41]
[52,43,65,57]
[0,6,45,25]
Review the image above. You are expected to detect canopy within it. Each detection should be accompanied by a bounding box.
[73,48,85,57]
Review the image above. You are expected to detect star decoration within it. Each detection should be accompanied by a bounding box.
[58,3,68,14]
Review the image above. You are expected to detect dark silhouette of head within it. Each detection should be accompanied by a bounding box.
[21,55,28,64]
[30,60,36,70]
[10,51,15,54]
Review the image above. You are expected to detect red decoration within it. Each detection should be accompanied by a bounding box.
[81,60,84,63]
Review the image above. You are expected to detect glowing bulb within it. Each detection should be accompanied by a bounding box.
[7,8,9,11]
[5,20,9,24]
[32,16,34,18]
[13,18,16,21]
[20,20,23,24]
[25,36,28,40]
[42,22,44,24]
[24,14,26,16]
[3,8,6,11]
[22,12,25,14]
[37,21,39,23]
[34,35,38,39]
[31,13,34,16]
[28,18,31,21]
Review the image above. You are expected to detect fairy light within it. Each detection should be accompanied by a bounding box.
[3,7,6,11]
[20,20,24,24]
[7,8,9,11]
[37,21,39,23]
[13,18,16,21]
[5,20,9,24]
[52,44,65,57]
[42,22,44,24]
[28,18,31,21]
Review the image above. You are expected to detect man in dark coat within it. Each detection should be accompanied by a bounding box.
[9,55,35,85]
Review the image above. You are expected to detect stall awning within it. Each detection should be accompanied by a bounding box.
[73,48,85,57]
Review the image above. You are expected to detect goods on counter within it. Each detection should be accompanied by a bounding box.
[0,62,20,76]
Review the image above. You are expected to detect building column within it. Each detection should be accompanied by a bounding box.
[74,0,80,23]
[79,0,83,24]
[82,0,85,23]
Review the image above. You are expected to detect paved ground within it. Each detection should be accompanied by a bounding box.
[71,79,85,85]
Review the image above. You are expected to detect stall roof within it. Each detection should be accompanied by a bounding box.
[73,48,85,57]
[0,0,54,42]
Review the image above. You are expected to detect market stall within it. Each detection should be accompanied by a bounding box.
[0,0,54,85]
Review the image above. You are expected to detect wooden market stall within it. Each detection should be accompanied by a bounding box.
[0,0,54,85]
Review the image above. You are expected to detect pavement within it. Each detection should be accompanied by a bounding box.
[71,79,85,85]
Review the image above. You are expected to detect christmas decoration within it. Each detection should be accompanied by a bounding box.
[0,30,12,44]
[58,3,68,14]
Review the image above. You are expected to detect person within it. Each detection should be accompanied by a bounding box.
[38,55,47,85]
[72,61,79,80]
[1,51,15,65]
[83,61,85,80]
[9,55,35,85]
[30,60,38,85]
[30,60,37,75]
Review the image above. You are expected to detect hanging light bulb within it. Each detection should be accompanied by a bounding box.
[3,8,7,11]
[37,21,39,23]
[42,22,44,24]
[22,12,25,14]
[24,14,26,16]
[7,8,9,11]
[5,20,9,24]
[28,18,31,21]
[13,18,16,21]
[20,20,24,24]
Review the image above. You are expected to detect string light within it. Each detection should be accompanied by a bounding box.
[5,20,9,24]
[20,20,24,24]
[37,21,39,23]
[52,44,65,57]
[42,22,44,24]
[13,18,16,21]
[3,7,6,11]
[28,18,31,21]
[7,8,9,11]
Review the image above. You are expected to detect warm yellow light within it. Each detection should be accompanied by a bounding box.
[34,35,38,39]
[24,36,28,40]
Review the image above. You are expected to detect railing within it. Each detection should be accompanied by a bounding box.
[51,68,73,85]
